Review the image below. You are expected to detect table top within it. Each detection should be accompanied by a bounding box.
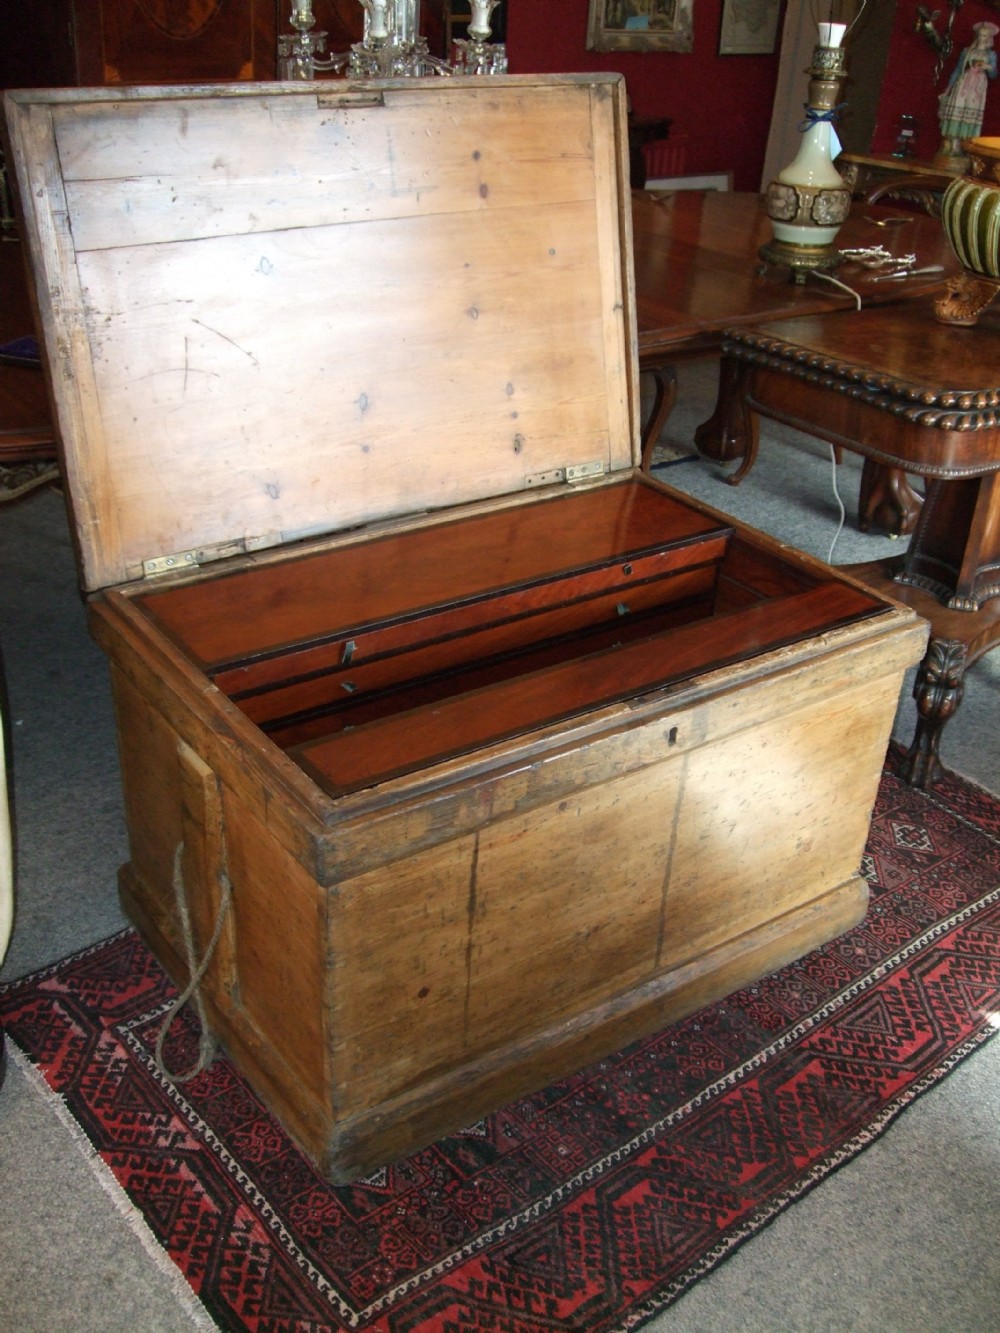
[724,297,1000,478]
[633,190,958,359]
[726,297,1000,400]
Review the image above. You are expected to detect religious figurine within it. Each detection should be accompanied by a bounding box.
[936,21,999,164]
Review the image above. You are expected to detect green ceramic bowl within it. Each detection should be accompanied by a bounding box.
[941,137,1000,279]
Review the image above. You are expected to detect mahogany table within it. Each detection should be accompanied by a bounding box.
[695,297,1000,788]
[633,190,957,477]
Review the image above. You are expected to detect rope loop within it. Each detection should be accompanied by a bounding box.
[154,842,233,1085]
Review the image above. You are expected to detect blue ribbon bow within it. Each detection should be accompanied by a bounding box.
[798,102,847,132]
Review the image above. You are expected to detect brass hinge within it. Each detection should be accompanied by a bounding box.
[142,531,282,580]
[524,460,605,489]
[143,550,199,578]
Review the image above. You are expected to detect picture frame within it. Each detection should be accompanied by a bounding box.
[718,0,781,55]
[586,0,695,55]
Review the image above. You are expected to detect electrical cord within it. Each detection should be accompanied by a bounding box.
[808,268,862,309]
[827,441,846,564]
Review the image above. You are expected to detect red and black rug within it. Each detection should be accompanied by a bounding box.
[3,750,1000,1332]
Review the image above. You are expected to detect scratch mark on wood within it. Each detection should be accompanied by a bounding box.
[463,834,481,1042]
[191,318,260,368]
[656,745,689,969]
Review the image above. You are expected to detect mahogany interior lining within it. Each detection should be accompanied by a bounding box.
[131,482,884,796]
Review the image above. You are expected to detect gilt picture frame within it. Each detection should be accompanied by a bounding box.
[718,0,781,55]
[586,0,695,54]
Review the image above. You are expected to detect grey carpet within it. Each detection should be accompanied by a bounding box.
[0,363,997,1329]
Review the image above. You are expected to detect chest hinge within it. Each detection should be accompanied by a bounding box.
[143,550,200,578]
[524,459,605,489]
[142,531,283,580]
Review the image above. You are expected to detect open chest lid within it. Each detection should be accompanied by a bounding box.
[3,75,639,593]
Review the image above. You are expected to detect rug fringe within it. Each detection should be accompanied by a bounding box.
[8,1041,220,1332]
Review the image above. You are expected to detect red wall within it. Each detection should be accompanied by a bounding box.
[505,0,782,192]
[506,1,1000,187]
[871,0,1000,160]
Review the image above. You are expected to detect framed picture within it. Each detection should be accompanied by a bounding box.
[718,0,781,55]
[586,0,695,54]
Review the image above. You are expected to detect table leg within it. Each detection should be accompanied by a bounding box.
[694,357,754,465]
[896,473,1000,611]
[858,460,923,537]
[847,557,1000,789]
[903,637,967,789]
[640,365,678,471]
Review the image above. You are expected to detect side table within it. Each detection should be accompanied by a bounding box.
[694,298,1000,788]
[836,151,960,212]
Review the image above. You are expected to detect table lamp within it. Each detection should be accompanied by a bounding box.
[760,9,861,279]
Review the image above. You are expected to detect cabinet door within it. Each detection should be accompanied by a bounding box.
[82,0,280,84]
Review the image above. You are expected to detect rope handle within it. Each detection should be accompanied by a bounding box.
[154,842,233,1085]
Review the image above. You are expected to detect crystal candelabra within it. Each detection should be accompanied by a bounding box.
[278,0,507,80]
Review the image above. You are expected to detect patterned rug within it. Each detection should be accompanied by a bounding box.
[3,750,999,1332]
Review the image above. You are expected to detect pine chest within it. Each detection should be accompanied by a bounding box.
[3,77,927,1181]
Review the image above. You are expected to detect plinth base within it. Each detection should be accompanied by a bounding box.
[758,237,844,284]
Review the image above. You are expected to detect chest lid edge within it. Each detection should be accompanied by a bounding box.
[4,74,639,592]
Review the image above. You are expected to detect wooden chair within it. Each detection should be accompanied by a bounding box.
[0,173,59,504]
[0,335,59,505]
[864,171,955,219]
[441,1,472,51]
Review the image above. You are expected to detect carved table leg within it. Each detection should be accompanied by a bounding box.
[858,460,923,537]
[640,365,678,472]
[694,357,754,467]
[724,403,760,487]
[902,637,967,790]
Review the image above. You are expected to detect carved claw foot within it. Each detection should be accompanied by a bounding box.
[902,637,967,789]
[858,461,922,537]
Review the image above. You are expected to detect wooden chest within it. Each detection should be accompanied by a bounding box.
[4,77,927,1182]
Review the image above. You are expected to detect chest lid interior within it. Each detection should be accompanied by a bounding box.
[3,75,638,593]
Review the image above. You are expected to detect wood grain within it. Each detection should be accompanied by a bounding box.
[5,78,637,592]
[14,78,931,1181]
